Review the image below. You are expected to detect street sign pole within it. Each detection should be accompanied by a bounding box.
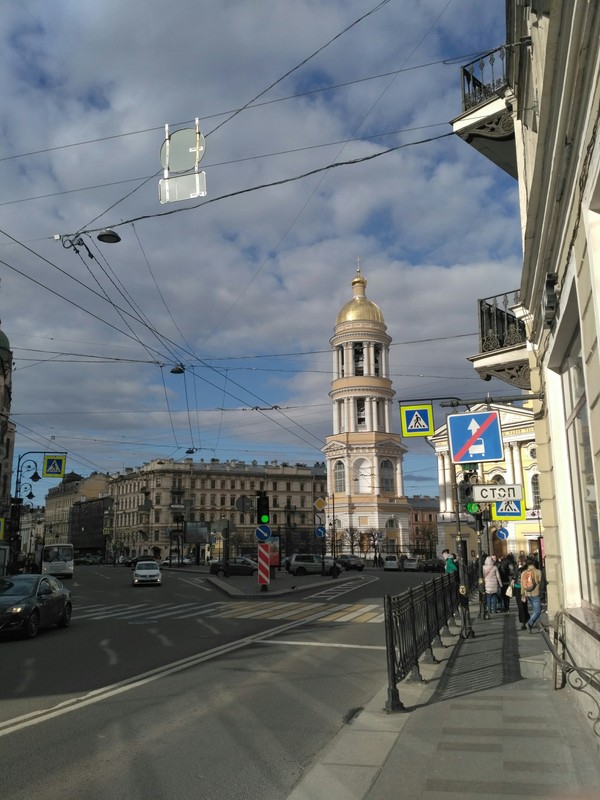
[452,454,474,639]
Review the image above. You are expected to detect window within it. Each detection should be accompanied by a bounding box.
[272,481,277,491]
[380,460,394,493]
[334,461,346,493]
[561,331,598,606]
[155,494,161,505]
[272,496,279,508]
[286,482,291,491]
[353,343,364,376]
[154,511,160,523]
[374,344,381,376]
[356,398,366,428]
[220,495,226,507]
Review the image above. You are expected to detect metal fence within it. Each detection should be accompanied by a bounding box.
[384,567,478,712]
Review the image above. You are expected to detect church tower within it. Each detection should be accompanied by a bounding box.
[323,267,410,555]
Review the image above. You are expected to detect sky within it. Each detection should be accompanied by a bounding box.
[0,0,522,501]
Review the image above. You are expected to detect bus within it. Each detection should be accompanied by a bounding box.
[41,543,74,579]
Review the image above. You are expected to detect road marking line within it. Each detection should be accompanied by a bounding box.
[258,640,386,650]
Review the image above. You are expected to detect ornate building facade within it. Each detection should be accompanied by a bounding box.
[323,268,410,554]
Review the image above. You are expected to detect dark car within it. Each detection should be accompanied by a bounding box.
[424,558,445,573]
[0,574,72,639]
[337,554,365,571]
[210,556,259,577]
[125,555,158,568]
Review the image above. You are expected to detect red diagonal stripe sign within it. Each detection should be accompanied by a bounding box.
[258,542,270,585]
[453,412,497,462]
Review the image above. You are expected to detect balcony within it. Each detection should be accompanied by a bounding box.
[467,291,531,390]
[451,47,517,179]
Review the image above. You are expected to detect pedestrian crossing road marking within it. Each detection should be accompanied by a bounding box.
[74,600,385,625]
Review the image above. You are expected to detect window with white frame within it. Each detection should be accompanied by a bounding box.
[334,460,346,493]
[561,330,599,607]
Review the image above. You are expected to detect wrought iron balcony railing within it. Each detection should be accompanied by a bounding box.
[478,291,526,353]
[461,46,509,111]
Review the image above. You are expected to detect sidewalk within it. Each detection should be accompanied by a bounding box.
[286,601,600,800]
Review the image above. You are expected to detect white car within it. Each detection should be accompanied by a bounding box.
[383,555,402,571]
[403,558,423,571]
[161,557,192,567]
[132,561,162,586]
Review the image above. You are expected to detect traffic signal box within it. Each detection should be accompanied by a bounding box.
[460,470,480,514]
[256,492,270,525]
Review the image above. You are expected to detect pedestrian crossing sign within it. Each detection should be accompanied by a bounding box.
[43,454,67,479]
[400,403,434,437]
[491,498,526,520]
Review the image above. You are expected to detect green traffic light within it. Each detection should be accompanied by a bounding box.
[259,513,269,524]
[466,501,480,513]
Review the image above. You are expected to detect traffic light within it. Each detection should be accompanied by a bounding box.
[256,492,270,525]
[459,470,479,514]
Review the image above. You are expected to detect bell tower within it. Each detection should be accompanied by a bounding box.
[323,267,409,555]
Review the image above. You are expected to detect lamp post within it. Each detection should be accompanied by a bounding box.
[9,452,47,573]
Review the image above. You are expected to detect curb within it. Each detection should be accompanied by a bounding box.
[285,625,462,800]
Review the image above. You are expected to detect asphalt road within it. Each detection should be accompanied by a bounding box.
[0,565,433,800]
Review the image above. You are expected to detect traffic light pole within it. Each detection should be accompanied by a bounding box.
[453,469,474,639]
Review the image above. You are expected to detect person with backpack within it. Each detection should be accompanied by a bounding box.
[513,554,529,629]
[483,555,502,617]
[521,557,543,632]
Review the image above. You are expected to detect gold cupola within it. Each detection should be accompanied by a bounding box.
[335,268,385,326]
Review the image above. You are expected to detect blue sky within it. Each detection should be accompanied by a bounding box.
[0,0,521,499]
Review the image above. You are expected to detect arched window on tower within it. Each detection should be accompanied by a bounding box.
[353,343,364,376]
[334,461,346,493]
[380,460,394,493]
[374,344,381,376]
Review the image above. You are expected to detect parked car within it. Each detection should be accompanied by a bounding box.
[0,574,72,638]
[286,554,341,577]
[383,554,402,571]
[125,555,158,568]
[337,554,365,571]
[210,556,259,577]
[161,557,192,567]
[424,558,445,573]
[403,558,424,571]
[132,561,162,586]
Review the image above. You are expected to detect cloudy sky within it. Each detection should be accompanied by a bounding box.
[0,0,521,499]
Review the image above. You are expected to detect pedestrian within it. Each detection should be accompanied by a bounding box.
[497,556,511,612]
[483,555,502,616]
[512,554,529,629]
[522,557,543,632]
[445,552,458,575]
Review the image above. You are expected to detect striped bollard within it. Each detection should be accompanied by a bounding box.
[258,542,270,591]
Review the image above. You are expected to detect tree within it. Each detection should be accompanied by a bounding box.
[414,522,438,558]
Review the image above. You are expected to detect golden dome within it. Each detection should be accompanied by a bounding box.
[335,268,384,325]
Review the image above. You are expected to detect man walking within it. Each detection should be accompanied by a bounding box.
[521,557,543,632]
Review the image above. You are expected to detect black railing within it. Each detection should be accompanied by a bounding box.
[461,46,509,111]
[478,290,526,353]
[384,567,479,712]
[541,613,600,738]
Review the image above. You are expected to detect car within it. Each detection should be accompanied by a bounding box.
[383,554,402,571]
[403,558,424,571]
[286,554,341,577]
[161,557,192,567]
[424,558,445,573]
[132,561,162,586]
[0,574,72,639]
[337,554,365,571]
[210,556,259,577]
[125,555,158,568]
